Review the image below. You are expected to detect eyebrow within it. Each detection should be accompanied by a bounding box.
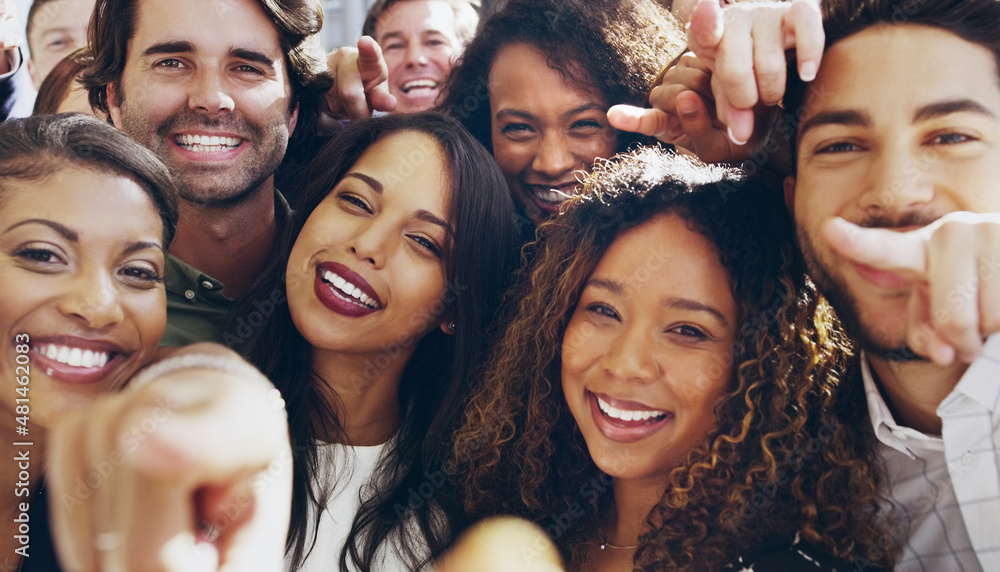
[2,219,78,241]
[913,99,998,122]
[797,109,871,141]
[587,278,729,326]
[343,172,383,194]
[124,240,166,254]
[495,103,606,123]
[342,173,453,234]
[140,42,279,71]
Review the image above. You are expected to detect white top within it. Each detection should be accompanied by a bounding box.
[863,334,1000,571]
[287,442,414,572]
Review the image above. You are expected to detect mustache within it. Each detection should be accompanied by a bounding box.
[154,109,259,140]
[858,210,941,230]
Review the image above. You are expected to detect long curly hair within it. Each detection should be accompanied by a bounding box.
[450,147,892,570]
[438,0,684,155]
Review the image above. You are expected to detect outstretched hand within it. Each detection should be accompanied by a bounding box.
[47,345,292,572]
[825,213,1000,365]
[324,36,397,120]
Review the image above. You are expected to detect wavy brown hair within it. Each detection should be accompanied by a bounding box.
[450,147,892,570]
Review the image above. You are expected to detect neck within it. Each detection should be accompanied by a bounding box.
[607,477,663,549]
[867,353,968,435]
[168,182,278,299]
[310,345,417,446]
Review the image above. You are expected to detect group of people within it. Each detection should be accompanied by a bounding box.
[1,0,998,571]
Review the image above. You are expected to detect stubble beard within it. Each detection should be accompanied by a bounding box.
[796,224,926,363]
[116,95,290,208]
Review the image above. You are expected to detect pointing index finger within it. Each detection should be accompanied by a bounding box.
[823,217,928,276]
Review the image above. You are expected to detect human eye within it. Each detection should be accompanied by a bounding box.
[338,193,373,213]
[500,122,535,141]
[930,131,975,145]
[384,41,404,51]
[13,244,66,267]
[407,234,442,258]
[46,36,70,51]
[815,141,860,154]
[571,118,603,130]
[668,324,708,340]
[154,58,186,70]
[120,262,163,286]
[585,302,620,321]
[234,64,265,76]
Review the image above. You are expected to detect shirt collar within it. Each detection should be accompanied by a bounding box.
[861,353,943,457]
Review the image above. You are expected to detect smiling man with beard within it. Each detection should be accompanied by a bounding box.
[777,0,1000,569]
[82,0,331,346]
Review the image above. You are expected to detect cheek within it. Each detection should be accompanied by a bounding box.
[127,289,168,355]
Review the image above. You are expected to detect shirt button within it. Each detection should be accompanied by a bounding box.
[960,452,977,469]
[201,281,214,290]
[184,290,196,300]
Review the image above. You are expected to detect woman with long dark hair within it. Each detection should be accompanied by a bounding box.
[235,112,521,571]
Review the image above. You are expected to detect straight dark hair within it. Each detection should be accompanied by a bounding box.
[0,113,178,246]
[235,112,521,571]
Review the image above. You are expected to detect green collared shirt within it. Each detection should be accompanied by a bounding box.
[160,190,291,347]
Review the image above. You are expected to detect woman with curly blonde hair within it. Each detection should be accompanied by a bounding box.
[450,147,893,571]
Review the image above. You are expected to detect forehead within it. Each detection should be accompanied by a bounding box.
[348,131,450,212]
[29,0,94,35]
[798,24,1000,137]
[489,43,606,109]
[2,166,161,229]
[130,0,285,60]
[376,0,458,38]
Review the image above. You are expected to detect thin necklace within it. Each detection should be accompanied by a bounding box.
[597,529,638,551]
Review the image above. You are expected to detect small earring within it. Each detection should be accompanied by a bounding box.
[448,321,457,333]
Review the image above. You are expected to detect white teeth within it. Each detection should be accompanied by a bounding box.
[174,134,243,152]
[34,344,113,369]
[402,79,439,92]
[532,187,567,205]
[596,396,667,423]
[321,270,380,309]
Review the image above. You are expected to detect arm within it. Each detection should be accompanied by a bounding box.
[47,343,291,572]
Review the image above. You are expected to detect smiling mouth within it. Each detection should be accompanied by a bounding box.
[526,184,578,207]
[321,270,381,309]
[33,343,114,369]
[596,395,669,425]
[401,79,439,94]
[174,134,244,153]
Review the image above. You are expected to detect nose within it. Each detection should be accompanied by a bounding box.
[404,43,429,67]
[57,269,125,331]
[348,221,390,269]
[860,141,936,223]
[531,134,577,180]
[187,68,235,114]
[599,325,659,384]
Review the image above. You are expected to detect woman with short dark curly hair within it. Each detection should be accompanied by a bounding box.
[438,0,684,230]
[450,147,893,571]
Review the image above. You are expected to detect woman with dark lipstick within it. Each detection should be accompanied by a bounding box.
[450,147,893,571]
[438,0,684,230]
[235,112,521,571]
[1,114,292,572]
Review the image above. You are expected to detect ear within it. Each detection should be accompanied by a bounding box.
[107,82,125,129]
[288,103,299,137]
[783,175,796,216]
[439,319,455,336]
[27,59,40,91]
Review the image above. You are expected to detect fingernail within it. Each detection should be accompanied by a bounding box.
[727,125,748,146]
[799,61,818,82]
[677,97,698,116]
